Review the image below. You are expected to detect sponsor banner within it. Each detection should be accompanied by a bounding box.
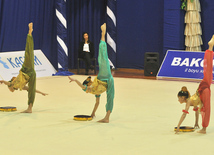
[0,50,56,81]
[157,50,214,80]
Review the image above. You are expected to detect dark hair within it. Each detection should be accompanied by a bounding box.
[82,76,91,86]
[82,32,90,43]
[177,86,190,99]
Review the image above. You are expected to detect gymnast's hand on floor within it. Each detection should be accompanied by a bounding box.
[175,128,180,134]
[0,80,4,84]
[194,123,200,129]
[68,76,76,83]
[91,114,96,118]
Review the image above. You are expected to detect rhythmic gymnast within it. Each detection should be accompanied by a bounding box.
[0,23,48,113]
[68,23,115,123]
[176,35,214,134]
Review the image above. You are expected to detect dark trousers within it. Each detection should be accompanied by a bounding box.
[83,52,92,73]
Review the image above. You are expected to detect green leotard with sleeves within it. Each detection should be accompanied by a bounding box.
[21,34,36,105]
[97,40,114,112]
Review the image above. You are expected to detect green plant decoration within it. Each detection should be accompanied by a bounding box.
[181,0,194,10]
[181,0,187,10]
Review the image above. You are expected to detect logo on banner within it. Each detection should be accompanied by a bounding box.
[0,57,9,69]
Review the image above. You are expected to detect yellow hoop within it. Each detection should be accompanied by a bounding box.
[0,106,17,112]
[73,115,92,121]
[174,126,195,132]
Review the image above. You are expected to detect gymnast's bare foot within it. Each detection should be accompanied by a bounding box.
[28,22,33,36]
[197,127,206,134]
[21,109,32,113]
[101,23,106,42]
[98,110,111,123]
[97,118,109,123]
[21,104,33,113]
[208,35,214,45]
[101,23,106,34]
[208,35,214,51]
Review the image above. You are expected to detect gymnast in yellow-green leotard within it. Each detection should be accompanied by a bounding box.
[0,23,48,113]
[68,23,115,123]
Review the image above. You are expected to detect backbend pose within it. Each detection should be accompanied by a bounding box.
[0,23,48,113]
[176,35,214,134]
[68,23,114,123]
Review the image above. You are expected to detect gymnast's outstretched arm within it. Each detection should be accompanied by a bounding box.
[194,107,200,129]
[68,76,93,93]
[22,86,48,96]
[0,80,47,95]
[0,80,11,86]
[0,80,15,92]
[68,76,94,93]
[91,97,100,118]
[175,100,191,134]
[68,76,86,90]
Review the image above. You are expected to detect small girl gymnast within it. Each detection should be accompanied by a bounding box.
[0,23,48,113]
[176,35,214,134]
[68,23,114,123]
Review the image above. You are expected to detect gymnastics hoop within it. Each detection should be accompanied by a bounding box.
[174,126,195,132]
[0,106,17,112]
[73,115,93,121]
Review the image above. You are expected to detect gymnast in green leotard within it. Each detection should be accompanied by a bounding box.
[68,23,115,123]
[0,23,48,113]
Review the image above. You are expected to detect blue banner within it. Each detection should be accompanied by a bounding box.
[0,50,56,81]
[157,50,214,80]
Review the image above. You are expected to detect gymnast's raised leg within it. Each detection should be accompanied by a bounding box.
[197,35,214,133]
[97,23,115,123]
[20,23,35,113]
